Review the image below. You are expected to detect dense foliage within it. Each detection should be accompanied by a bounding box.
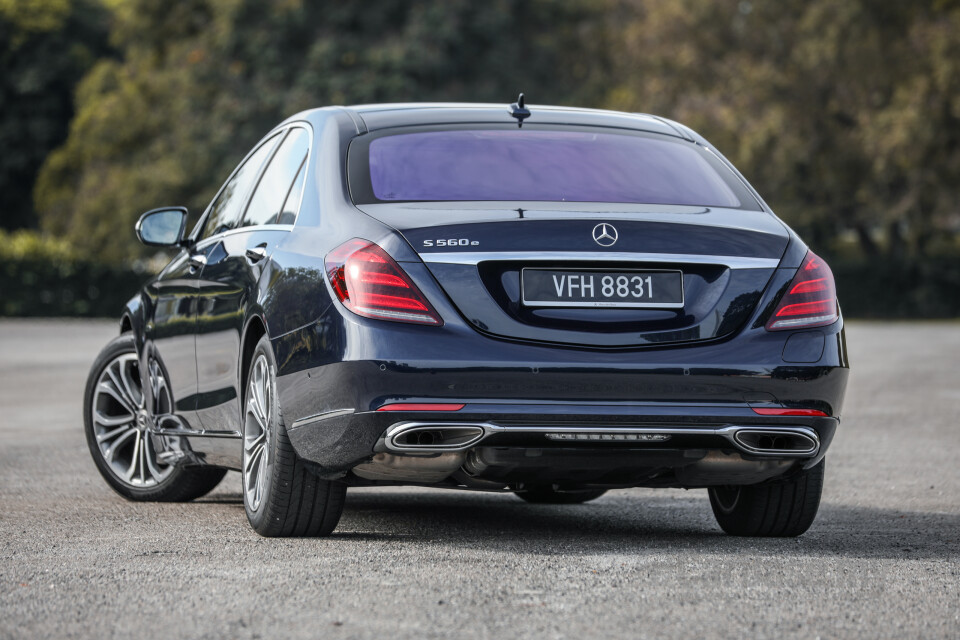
[0,0,958,315]
[602,0,960,260]
[0,0,110,230]
[32,0,610,262]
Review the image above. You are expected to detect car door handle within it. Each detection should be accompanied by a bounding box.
[188,254,207,271]
[245,245,268,263]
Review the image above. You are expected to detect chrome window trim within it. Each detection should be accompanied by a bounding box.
[191,224,294,252]
[417,251,781,270]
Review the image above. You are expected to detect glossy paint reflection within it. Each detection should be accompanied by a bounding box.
[194,229,288,432]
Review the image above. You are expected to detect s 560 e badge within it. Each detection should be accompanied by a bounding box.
[423,239,479,247]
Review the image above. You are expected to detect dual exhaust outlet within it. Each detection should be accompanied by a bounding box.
[383,423,820,458]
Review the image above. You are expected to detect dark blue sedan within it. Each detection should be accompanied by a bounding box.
[83,99,848,537]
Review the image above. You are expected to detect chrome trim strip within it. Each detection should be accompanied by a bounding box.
[419,251,780,269]
[290,408,355,430]
[154,428,240,438]
[382,422,820,458]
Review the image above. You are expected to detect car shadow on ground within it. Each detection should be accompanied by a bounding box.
[195,488,959,560]
[340,490,959,560]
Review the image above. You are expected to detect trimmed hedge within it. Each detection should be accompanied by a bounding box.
[831,256,960,319]
[1,258,150,317]
[0,230,151,317]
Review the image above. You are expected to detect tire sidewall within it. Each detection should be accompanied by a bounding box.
[708,460,825,536]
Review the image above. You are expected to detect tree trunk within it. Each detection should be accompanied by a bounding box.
[855,224,879,258]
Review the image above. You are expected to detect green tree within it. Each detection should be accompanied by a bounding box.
[603,0,960,259]
[35,0,612,262]
[0,0,110,230]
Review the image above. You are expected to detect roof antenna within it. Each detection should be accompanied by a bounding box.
[509,93,531,128]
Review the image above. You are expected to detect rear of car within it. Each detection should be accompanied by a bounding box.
[279,105,848,536]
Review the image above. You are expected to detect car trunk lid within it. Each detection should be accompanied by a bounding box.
[355,202,789,347]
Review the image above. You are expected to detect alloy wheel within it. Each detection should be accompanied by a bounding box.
[91,353,173,487]
[243,354,274,512]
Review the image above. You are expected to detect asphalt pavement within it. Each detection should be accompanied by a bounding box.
[1,318,958,639]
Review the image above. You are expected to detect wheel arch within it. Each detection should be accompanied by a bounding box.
[120,293,146,350]
[240,313,269,406]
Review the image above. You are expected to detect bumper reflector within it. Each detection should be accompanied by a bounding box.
[376,403,465,412]
[544,433,672,442]
[751,408,829,417]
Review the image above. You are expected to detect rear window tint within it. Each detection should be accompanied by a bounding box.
[354,128,750,208]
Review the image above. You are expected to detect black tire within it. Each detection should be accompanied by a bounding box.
[515,485,608,504]
[708,459,825,537]
[242,335,346,537]
[83,334,226,502]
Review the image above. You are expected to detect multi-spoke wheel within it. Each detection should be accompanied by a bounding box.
[90,351,173,487]
[243,354,273,511]
[242,334,346,537]
[83,334,226,501]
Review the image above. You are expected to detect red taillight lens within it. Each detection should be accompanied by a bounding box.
[325,239,442,326]
[766,251,838,331]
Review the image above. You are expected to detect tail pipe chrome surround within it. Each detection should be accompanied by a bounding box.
[382,422,820,458]
[731,428,820,457]
[384,423,488,451]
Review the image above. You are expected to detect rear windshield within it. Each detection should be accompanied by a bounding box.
[349,127,756,209]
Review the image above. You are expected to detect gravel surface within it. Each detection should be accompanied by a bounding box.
[1,319,958,639]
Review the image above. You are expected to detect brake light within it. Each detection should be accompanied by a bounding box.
[325,239,442,325]
[766,251,838,330]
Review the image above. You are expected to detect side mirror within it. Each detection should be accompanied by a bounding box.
[136,207,189,247]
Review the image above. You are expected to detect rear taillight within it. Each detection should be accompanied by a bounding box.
[766,250,838,331]
[325,239,442,325]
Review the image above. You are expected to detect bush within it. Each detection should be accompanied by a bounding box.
[832,256,960,319]
[0,230,150,317]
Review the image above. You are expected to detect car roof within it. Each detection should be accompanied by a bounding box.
[316,102,693,140]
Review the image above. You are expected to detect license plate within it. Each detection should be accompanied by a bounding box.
[521,268,684,308]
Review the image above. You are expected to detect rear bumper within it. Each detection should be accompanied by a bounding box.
[274,313,848,481]
[284,400,839,482]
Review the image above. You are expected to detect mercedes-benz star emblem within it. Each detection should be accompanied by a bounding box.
[592,223,618,247]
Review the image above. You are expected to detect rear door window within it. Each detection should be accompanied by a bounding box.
[278,158,307,225]
[199,133,281,241]
[240,127,309,228]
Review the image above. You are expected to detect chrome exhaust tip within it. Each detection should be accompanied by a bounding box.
[385,423,488,451]
[731,427,819,457]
